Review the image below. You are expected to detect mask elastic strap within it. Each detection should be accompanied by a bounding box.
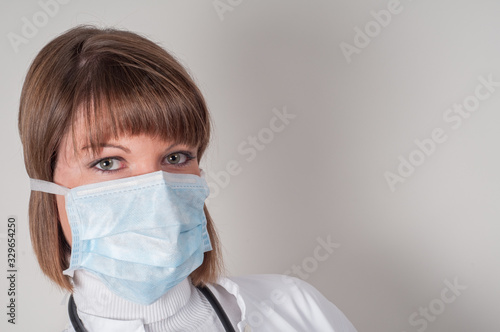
[30,179,70,196]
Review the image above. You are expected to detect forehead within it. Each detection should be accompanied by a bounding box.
[60,102,190,155]
[58,114,185,159]
[68,119,196,150]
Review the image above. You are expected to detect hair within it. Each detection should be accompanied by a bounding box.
[18,25,223,291]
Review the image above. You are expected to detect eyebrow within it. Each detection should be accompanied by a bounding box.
[80,142,187,154]
[81,144,131,153]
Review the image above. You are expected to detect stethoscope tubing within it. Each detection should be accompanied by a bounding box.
[68,285,236,332]
[197,285,236,332]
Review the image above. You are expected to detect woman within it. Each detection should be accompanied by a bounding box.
[18,26,357,332]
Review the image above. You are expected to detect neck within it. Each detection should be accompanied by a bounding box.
[72,270,215,330]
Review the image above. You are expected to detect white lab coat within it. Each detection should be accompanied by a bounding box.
[65,274,357,332]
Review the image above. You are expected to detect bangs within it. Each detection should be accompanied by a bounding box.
[69,31,209,155]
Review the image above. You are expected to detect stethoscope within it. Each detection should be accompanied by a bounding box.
[68,285,236,332]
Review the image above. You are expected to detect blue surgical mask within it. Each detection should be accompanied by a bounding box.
[30,170,212,305]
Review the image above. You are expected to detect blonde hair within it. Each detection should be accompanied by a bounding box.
[18,26,223,291]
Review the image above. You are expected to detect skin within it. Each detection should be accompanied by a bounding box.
[53,122,201,245]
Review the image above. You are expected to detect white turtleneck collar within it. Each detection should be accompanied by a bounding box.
[72,270,223,331]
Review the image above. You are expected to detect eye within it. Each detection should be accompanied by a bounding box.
[94,158,122,171]
[165,152,188,165]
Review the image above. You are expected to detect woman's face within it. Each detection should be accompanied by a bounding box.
[53,121,201,245]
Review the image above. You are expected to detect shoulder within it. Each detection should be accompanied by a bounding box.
[217,274,358,332]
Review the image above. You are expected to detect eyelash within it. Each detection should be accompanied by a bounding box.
[89,151,196,174]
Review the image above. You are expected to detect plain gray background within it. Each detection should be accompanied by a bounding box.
[1,0,500,331]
